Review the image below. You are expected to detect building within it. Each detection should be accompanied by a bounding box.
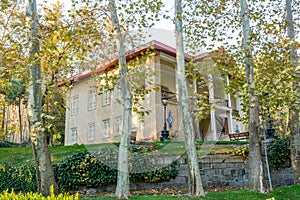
[62,40,246,145]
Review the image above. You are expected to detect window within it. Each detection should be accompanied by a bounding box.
[103,119,110,138]
[88,122,95,141]
[114,117,122,136]
[103,89,111,106]
[114,86,122,102]
[88,89,96,110]
[71,95,79,115]
[71,127,77,144]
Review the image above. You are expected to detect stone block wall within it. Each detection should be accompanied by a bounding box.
[168,154,294,188]
[78,154,294,193]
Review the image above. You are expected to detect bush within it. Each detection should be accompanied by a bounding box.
[0,141,28,148]
[54,150,178,191]
[54,151,118,191]
[267,138,290,170]
[0,148,178,193]
[232,146,249,159]
[0,164,36,192]
[0,185,79,200]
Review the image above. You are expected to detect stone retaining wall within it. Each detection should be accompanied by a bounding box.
[79,154,294,194]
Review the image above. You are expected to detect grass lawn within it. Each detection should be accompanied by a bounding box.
[0,141,248,166]
[81,185,300,200]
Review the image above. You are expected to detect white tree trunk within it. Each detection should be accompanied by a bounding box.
[174,0,205,196]
[286,0,300,185]
[240,0,265,193]
[108,0,132,199]
[26,0,58,195]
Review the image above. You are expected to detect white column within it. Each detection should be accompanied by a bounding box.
[208,74,217,140]
[226,76,234,134]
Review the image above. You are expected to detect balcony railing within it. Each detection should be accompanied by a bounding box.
[213,96,228,107]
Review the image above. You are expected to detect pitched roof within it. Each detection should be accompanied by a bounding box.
[57,40,196,87]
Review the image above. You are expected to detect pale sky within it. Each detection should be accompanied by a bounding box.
[60,0,174,31]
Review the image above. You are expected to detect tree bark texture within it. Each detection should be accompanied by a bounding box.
[26,0,58,195]
[240,0,265,193]
[174,0,205,196]
[18,98,22,142]
[286,0,300,184]
[109,0,133,199]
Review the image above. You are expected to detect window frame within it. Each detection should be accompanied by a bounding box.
[113,86,122,103]
[88,122,96,141]
[71,127,77,144]
[114,116,122,136]
[102,89,111,106]
[103,119,110,138]
[71,95,79,116]
[88,89,97,111]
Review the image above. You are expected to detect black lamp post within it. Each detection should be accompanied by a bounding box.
[264,92,275,140]
[160,95,170,141]
[266,120,275,140]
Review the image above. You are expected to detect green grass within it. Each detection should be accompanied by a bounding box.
[81,185,300,200]
[0,141,247,166]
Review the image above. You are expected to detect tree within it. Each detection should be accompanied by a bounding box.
[25,0,58,195]
[174,0,205,196]
[108,0,133,198]
[286,0,300,185]
[2,79,26,142]
[240,0,265,193]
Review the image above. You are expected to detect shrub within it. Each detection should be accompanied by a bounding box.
[267,138,290,170]
[232,146,249,159]
[54,151,118,191]
[54,150,178,191]
[0,185,79,200]
[0,164,36,192]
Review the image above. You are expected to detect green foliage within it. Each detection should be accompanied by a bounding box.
[232,146,249,159]
[130,161,178,183]
[0,164,36,192]
[54,151,118,191]
[0,185,79,200]
[267,138,291,170]
[0,140,28,148]
[54,151,178,191]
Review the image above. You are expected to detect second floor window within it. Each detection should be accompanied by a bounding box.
[114,117,122,136]
[88,89,96,110]
[71,95,79,115]
[71,127,77,144]
[103,119,110,138]
[114,86,122,103]
[88,122,95,141]
[103,89,111,106]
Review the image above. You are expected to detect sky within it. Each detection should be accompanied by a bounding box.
[60,0,175,31]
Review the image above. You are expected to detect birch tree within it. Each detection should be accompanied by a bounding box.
[25,0,58,195]
[174,0,205,196]
[240,0,265,192]
[286,0,300,185]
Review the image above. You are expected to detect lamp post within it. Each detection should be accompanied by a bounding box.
[264,92,275,140]
[160,95,170,141]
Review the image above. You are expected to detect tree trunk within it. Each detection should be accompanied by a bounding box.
[1,102,5,131]
[18,98,23,142]
[286,0,300,185]
[108,0,132,199]
[174,0,205,196]
[26,0,58,195]
[240,0,265,193]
